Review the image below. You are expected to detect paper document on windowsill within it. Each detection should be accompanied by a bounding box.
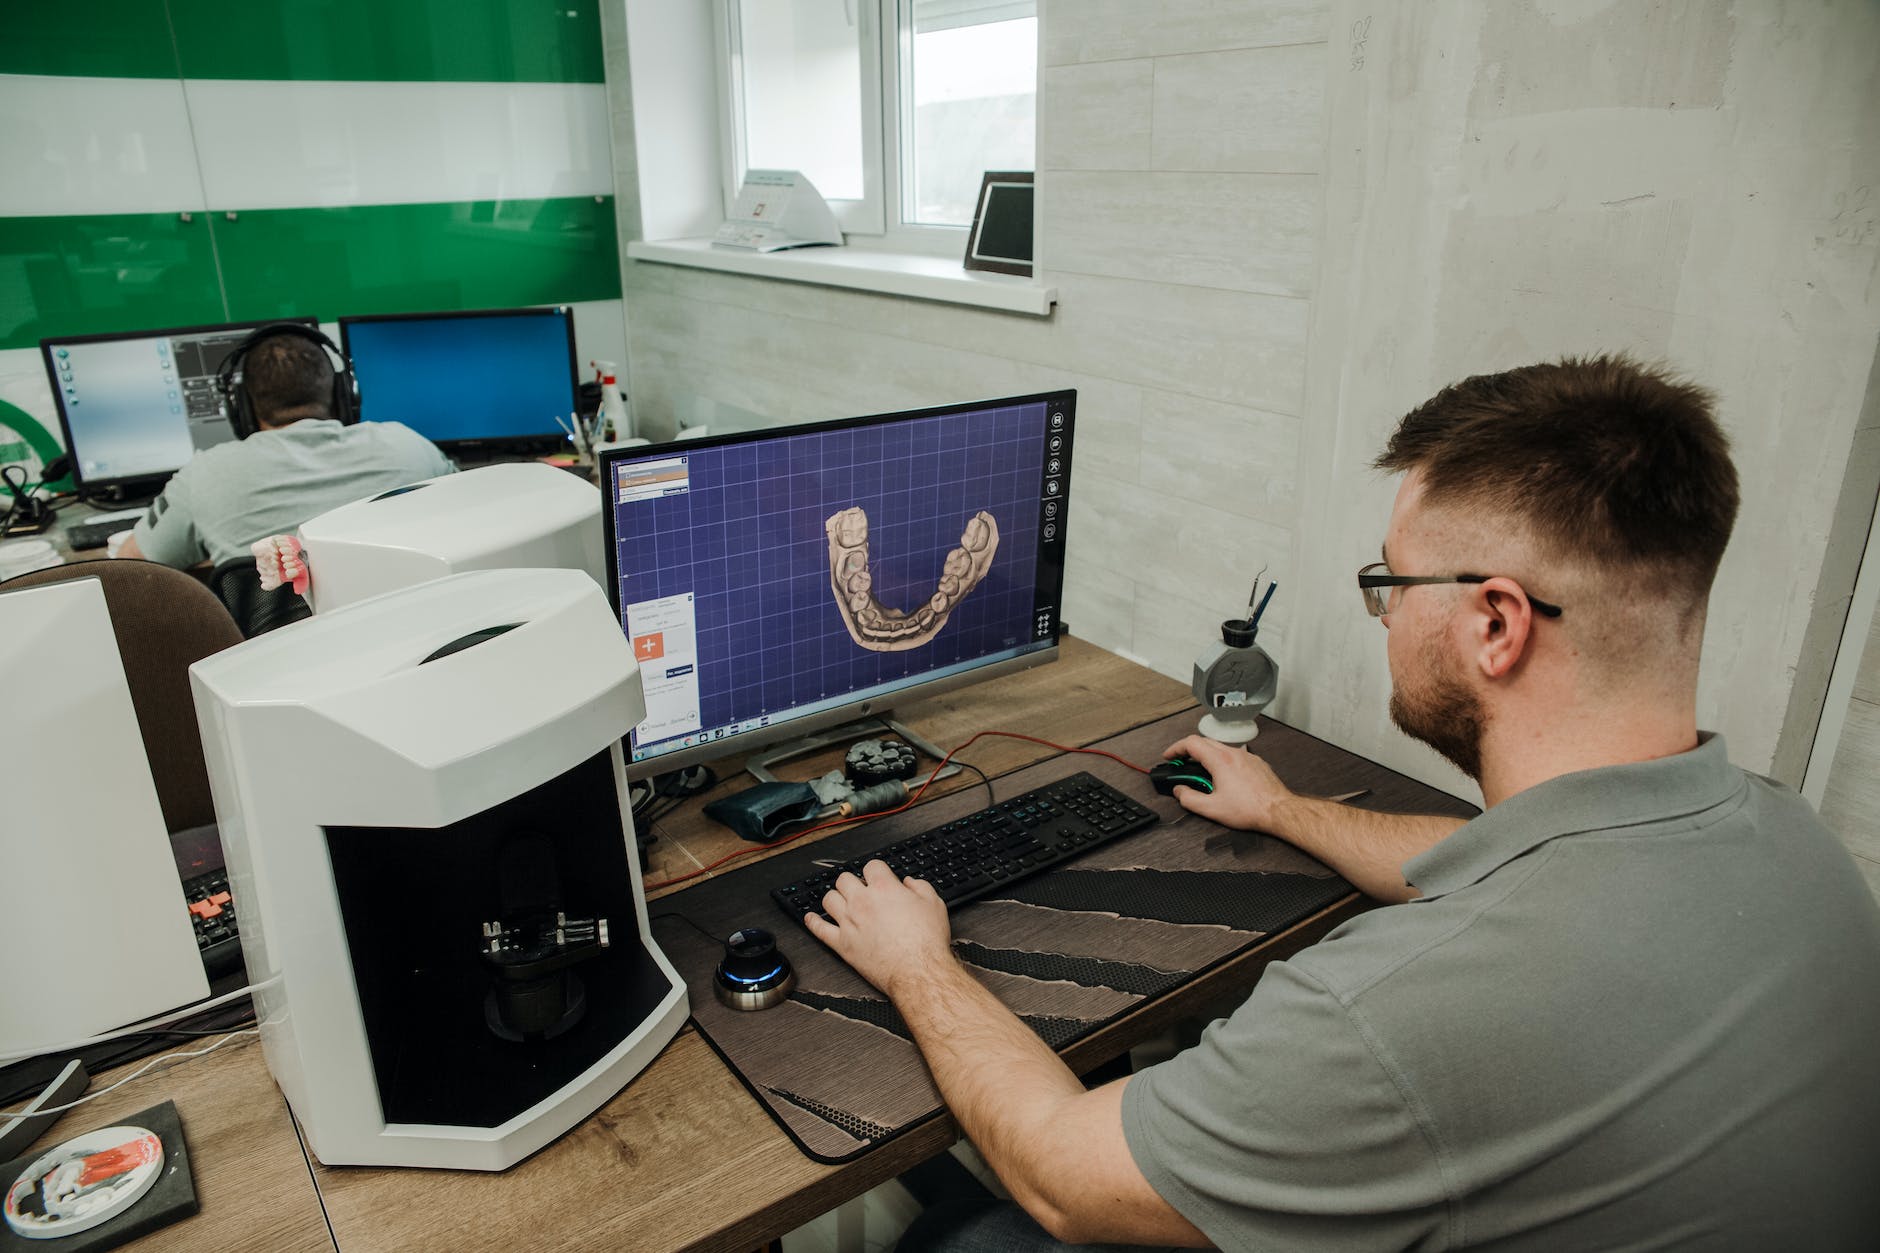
[711,221,840,252]
[712,168,844,252]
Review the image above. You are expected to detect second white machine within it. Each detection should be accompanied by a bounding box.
[296,460,605,613]
[189,567,686,1170]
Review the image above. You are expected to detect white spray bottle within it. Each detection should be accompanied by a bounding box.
[591,360,629,444]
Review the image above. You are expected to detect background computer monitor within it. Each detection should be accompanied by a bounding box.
[338,306,578,449]
[600,390,1074,779]
[40,317,319,496]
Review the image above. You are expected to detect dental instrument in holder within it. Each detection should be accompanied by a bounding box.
[1194,569,1281,744]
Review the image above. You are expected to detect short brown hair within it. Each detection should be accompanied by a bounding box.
[244,333,333,424]
[1374,355,1739,599]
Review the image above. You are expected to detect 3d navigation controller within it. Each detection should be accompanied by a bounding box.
[713,927,797,1011]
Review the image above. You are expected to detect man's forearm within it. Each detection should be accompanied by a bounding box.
[1267,797,1465,902]
[891,955,1085,1214]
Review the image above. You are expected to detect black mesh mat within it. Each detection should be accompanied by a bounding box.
[650,711,1475,1163]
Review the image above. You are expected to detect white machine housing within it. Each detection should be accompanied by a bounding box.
[189,568,686,1170]
[297,461,604,613]
[0,579,208,1056]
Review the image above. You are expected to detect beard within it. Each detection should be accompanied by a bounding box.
[1389,634,1487,781]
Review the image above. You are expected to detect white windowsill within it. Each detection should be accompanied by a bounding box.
[625,238,1056,317]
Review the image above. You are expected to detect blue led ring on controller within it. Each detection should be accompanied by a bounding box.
[713,927,797,1011]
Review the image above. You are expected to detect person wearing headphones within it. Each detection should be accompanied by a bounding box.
[117,324,453,568]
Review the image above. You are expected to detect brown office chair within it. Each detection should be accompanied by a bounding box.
[0,558,243,833]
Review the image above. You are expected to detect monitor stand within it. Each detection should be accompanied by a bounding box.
[83,480,162,509]
[746,715,962,787]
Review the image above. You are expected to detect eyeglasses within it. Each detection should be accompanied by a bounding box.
[1356,562,1563,619]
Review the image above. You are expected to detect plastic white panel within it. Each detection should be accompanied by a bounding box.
[0,580,210,1056]
[183,79,614,210]
[0,73,207,216]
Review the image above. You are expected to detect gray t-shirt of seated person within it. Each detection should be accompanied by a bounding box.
[1121,733,1880,1251]
[132,418,454,568]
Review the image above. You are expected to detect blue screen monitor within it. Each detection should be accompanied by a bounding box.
[338,306,578,447]
[599,391,1074,779]
[39,318,319,495]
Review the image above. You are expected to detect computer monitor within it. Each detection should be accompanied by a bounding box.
[600,390,1073,779]
[338,306,578,449]
[40,317,319,498]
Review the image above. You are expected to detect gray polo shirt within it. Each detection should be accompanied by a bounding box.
[133,418,454,568]
[1122,734,1880,1250]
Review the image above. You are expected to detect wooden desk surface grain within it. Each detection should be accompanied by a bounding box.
[56,1034,335,1253]
[642,635,1197,896]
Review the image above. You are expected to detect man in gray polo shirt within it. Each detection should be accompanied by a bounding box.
[809,356,1880,1250]
[119,329,452,569]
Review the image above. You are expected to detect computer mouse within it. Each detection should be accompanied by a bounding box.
[1149,757,1214,797]
[713,927,796,1011]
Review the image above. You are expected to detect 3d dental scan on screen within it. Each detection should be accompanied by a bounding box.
[599,392,1073,780]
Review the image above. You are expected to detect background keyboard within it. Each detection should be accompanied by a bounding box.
[183,866,243,978]
[771,771,1156,926]
[65,511,144,549]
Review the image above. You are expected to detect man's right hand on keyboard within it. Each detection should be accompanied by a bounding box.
[804,860,954,998]
[1161,734,1296,831]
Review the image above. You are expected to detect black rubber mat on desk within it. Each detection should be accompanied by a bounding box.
[650,711,1476,1163]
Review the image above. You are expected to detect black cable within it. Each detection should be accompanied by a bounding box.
[0,465,35,536]
[951,758,995,810]
[633,764,724,831]
[0,1010,259,1108]
[647,909,728,948]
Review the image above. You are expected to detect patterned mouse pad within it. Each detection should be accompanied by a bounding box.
[650,713,1475,1162]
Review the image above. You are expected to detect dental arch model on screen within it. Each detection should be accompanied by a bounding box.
[825,506,1000,652]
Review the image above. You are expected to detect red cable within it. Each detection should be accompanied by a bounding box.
[643,730,1150,892]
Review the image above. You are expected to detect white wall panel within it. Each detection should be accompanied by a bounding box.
[0,74,206,217]
[184,80,613,210]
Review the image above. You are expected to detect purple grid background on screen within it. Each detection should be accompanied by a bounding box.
[613,401,1049,747]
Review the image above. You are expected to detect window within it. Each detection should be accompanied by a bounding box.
[894,2,1037,229]
[717,0,1036,248]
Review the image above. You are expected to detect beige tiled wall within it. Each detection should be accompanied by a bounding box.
[603,1,1880,803]
[611,2,1330,684]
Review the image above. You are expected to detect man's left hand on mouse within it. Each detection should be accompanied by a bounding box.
[805,860,954,995]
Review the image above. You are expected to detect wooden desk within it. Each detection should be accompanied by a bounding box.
[34,1037,334,1253]
[57,639,1465,1252]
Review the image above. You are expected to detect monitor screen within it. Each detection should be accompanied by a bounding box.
[40,318,318,490]
[339,307,578,445]
[602,391,1073,775]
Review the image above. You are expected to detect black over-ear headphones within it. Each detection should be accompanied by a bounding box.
[216,323,360,439]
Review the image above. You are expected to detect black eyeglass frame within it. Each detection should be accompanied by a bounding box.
[1357,563,1563,619]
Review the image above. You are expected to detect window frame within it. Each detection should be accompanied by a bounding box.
[713,0,888,236]
[713,0,1033,257]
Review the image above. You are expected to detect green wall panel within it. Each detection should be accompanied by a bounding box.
[213,198,622,322]
[0,213,227,351]
[166,0,605,83]
[0,2,181,79]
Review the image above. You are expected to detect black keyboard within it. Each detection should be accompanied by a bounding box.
[183,867,244,979]
[66,514,142,549]
[771,772,1157,927]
